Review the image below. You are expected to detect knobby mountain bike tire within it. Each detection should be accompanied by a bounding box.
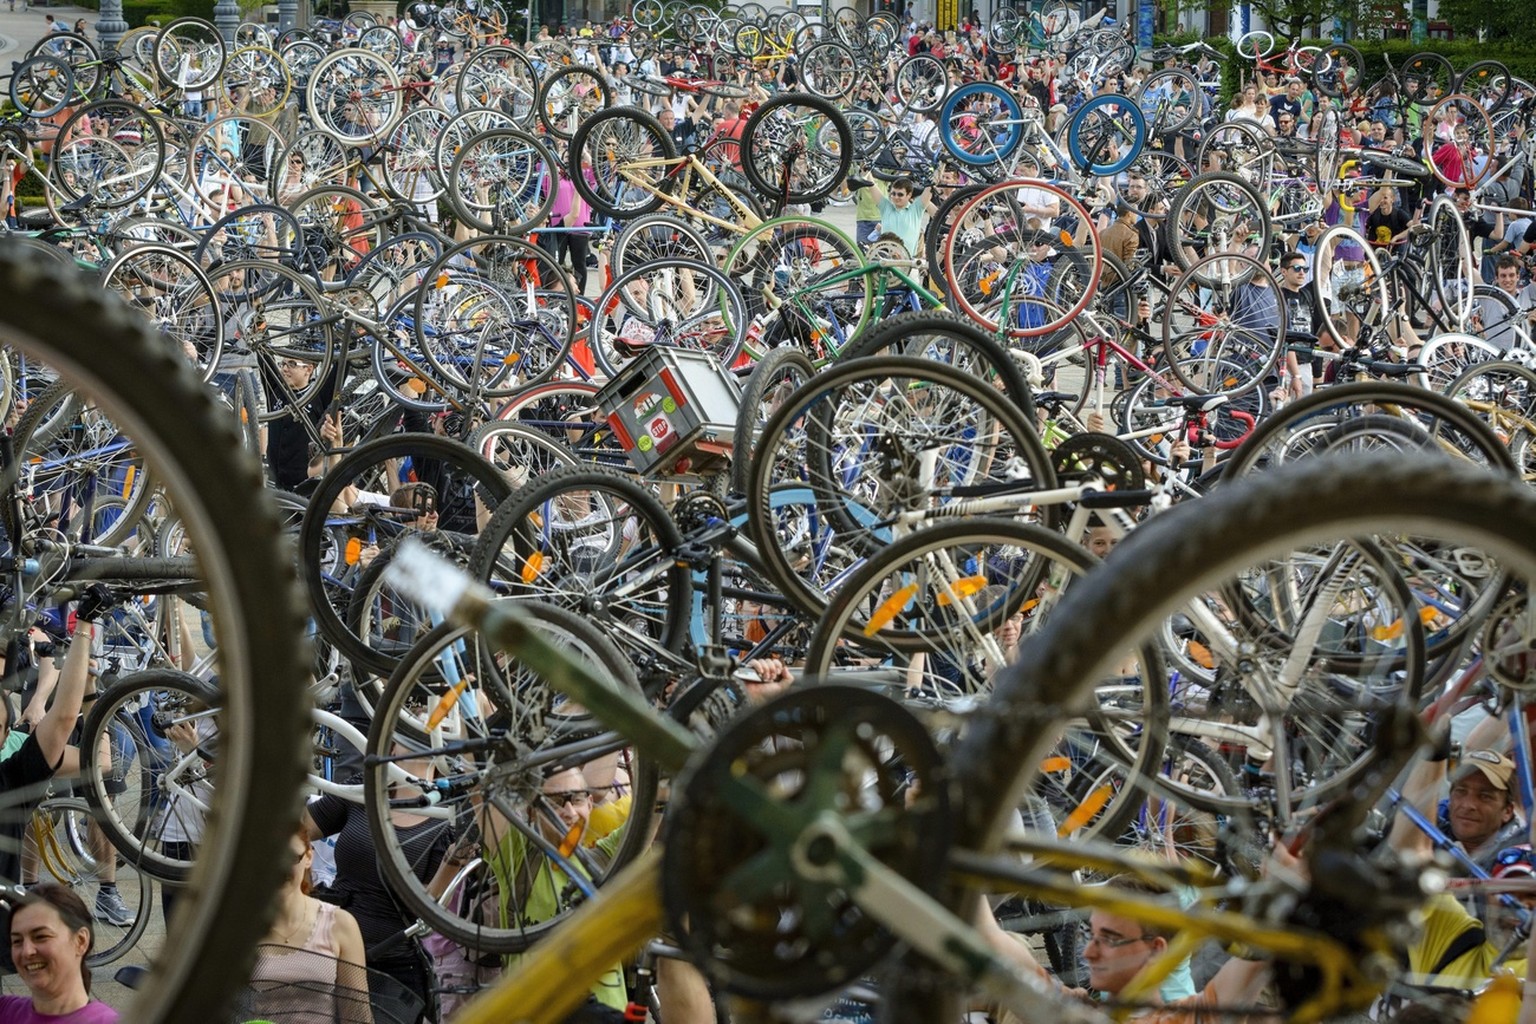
[0,243,310,1024]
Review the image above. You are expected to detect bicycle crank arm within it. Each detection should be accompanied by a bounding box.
[790,813,1108,1024]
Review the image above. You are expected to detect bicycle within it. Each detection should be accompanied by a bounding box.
[380,449,1536,1024]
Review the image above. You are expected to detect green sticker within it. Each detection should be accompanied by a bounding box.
[662,397,677,414]
[637,435,653,452]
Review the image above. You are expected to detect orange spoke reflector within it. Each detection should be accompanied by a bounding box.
[558,820,583,858]
[935,575,988,607]
[1040,755,1072,774]
[1187,640,1214,670]
[426,680,470,730]
[435,272,450,289]
[345,537,363,565]
[521,551,546,584]
[121,464,138,498]
[1058,785,1112,836]
[864,583,919,637]
[1371,619,1405,642]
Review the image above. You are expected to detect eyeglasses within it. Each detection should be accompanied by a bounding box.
[1081,924,1151,949]
[1286,264,1307,272]
[544,789,592,807]
[277,359,309,371]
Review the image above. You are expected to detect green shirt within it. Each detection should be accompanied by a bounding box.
[487,821,629,1009]
[878,196,926,255]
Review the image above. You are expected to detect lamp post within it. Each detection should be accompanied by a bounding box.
[95,0,126,53]
[214,0,239,45]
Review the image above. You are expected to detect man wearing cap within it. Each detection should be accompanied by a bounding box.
[1392,740,1527,949]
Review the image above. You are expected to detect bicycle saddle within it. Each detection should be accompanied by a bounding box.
[1166,394,1230,414]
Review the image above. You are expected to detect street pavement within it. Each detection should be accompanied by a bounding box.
[0,1,102,59]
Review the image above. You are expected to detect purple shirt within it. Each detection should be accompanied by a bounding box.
[0,997,119,1023]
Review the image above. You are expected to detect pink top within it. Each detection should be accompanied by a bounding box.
[0,997,118,1022]
[546,178,590,229]
[240,904,370,1022]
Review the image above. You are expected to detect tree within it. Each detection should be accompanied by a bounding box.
[1162,0,1368,39]
[1437,0,1536,42]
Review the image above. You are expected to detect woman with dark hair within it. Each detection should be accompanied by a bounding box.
[3,882,119,1021]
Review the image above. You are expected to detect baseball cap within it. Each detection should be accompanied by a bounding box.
[1456,749,1515,791]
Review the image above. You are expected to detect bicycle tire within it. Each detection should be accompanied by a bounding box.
[446,127,560,233]
[739,92,852,206]
[731,345,816,497]
[836,308,1034,421]
[1313,44,1363,98]
[465,463,694,658]
[1162,171,1272,281]
[937,81,1023,167]
[7,54,74,118]
[0,246,309,1023]
[745,356,1056,620]
[364,602,659,954]
[941,451,1536,1019]
[538,65,613,141]
[569,105,677,220]
[31,796,154,967]
[1066,93,1145,177]
[298,433,515,677]
[1459,60,1513,112]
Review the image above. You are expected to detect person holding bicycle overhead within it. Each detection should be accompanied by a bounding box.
[0,617,95,888]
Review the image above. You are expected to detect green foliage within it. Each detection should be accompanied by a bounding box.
[167,0,215,19]
[1436,0,1534,44]
[121,0,173,25]
[1153,33,1536,112]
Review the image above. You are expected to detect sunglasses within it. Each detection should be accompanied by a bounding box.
[544,789,592,807]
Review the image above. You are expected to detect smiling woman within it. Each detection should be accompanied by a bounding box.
[3,883,119,1022]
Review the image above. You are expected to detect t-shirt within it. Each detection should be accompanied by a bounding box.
[307,792,446,967]
[877,195,926,256]
[0,735,60,885]
[1364,206,1409,248]
[0,997,119,1022]
[1269,95,1302,123]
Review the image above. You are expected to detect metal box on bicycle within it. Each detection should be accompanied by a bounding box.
[595,347,741,478]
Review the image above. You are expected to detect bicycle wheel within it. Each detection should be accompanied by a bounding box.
[1162,171,1272,281]
[1425,94,1495,190]
[379,106,451,208]
[937,81,1023,167]
[538,65,613,141]
[610,214,713,279]
[11,385,157,549]
[1160,251,1283,398]
[1458,60,1513,112]
[7,54,74,118]
[570,105,677,219]
[1234,30,1274,60]
[585,258,747,378]
[29,797,153,967]
[940,180,1102,339]
[1426,195,1478,330]
[720,216,865,345]
[894,53,947,113]
[77,670,219,884]
[456,45,539,130]
[1066,93,1145,177]
[800,41,858,100]
[837,309,1033,418]
[413,234,576,395]
[731,346,816,497]
[949,452,1536,960]
[154,17,227,89]
[1134,68,1200,136]
[1309,226,1388,349]
[50,100,165,210]
[1313,44,1363,98]
[298,433,516,677]
[363,601,658,954]
[1446,360,1536,479]
[447,128,560,233]
[745,357,1055,620]
[307,47,404,146]
[739,92,852,206]
[465,464,694,659]
[0,247,309,1022]
[101,245,223,384]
